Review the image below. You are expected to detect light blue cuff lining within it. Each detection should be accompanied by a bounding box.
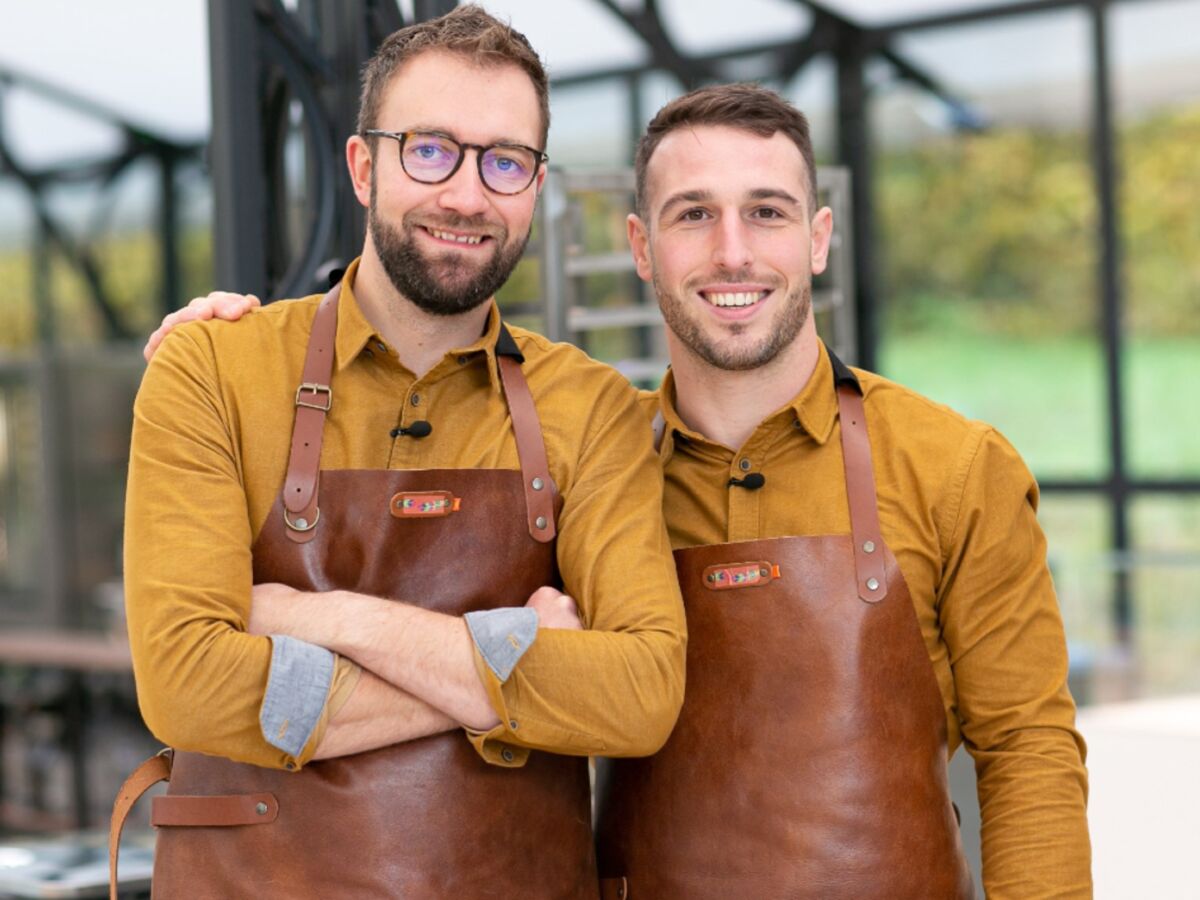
[464,607,539,683]
[259,635,336,757]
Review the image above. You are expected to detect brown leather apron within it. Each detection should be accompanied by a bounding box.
[594,359,974,899]
[112,287,598,899]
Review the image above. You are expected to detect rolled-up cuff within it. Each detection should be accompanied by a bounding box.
[259,635,335,758]
[464,607,538,682]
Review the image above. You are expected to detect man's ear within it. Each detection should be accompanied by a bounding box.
[627,213,653,283]
[810,206,833,276]
[347,135,373,208]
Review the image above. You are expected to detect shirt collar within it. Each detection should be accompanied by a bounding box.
[788,340,840,446]
[334,257,505,391]
[655,340,854,454]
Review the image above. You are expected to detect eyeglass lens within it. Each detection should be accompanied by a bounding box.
[402,133,537,194]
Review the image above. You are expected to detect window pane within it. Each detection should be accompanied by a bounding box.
[1037,493,1120,705]
[1129,496,1200,698]
[1113,0,1200,478]
[875,11,1106,479]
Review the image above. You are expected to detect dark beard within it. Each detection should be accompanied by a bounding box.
[368,178,530,317]
[654,268,812,372]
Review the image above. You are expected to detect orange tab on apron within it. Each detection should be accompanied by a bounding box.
[702,561,780,590]
[390,491,461,518]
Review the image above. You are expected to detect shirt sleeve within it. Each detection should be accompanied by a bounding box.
[468,377,687,760]
[124,327,341,771]
[938,426,1092,898]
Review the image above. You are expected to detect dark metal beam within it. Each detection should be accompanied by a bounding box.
[1087,0,1133,642]
[413,0,457,21]
[877,47,987,130]
[208,0,270,296]
[867,0,1087,42]
[592,0,718,89]
[834,23,879,371]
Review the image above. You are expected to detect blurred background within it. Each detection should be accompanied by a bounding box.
[0,0,1197,896]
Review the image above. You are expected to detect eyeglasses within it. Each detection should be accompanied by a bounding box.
[363,130,548,195]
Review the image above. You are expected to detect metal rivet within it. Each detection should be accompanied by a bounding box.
[739,458,752,471]
[706,573,717,583]
[863,540,876,553]
[509,719,519,730]
[410,394,421,406]
[295,517,308,529]
[535,516,547,529]
[866,577,880,591]
[531,477,544,491]
[501,748,514,762]
[760,566,770,577]
[255,802,268,815]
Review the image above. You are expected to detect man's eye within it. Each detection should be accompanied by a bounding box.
[681,209,708,222]
[754,207,782,219]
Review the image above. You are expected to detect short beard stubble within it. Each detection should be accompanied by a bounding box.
[653,262,813,372]
[368,173,531,317]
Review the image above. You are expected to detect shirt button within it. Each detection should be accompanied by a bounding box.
[739,458,752,471]
[284,761,296,771]
[411,394,421,407]
[375,341,387,352]
[509,719,519,730]
[457,355,469,365]
[501,747,515,763]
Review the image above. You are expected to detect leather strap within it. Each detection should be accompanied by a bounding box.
[496,326,557,543]
[109,750,172,900]
[152,792,279,826]
[600,876,629,899]
[836,382,888,603]
[283,284,340,544]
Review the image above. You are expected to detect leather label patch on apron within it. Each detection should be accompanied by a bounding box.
[390,491,461,518]
[702,561,780,590]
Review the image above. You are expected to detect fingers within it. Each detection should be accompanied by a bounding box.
[143,293,263,363]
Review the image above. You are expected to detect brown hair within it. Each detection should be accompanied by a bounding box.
[356,5,550,147]
[635,83,817,217]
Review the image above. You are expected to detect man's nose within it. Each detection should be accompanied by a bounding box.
[711,217,754,271]
[437,151,490,217]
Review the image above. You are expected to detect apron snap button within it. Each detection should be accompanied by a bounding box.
[866,577,880,591]
[255,802,268,815]
[531,477,544,491]
[535,516,547,529]
[863,540,876,553]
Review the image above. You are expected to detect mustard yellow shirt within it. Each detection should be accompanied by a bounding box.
[124,260,686,772]
[645,341,1091,899]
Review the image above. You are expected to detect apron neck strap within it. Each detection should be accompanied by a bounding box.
[282,284,340,543]
[496,324,558,543]
[281,292,557,544]
[828,349,889,603]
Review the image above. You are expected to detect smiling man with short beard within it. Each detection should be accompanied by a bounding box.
[369,171,529,317]
[594,83,1091,900]
[117,8,684,899]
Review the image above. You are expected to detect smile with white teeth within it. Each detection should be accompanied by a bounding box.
[426,227,485,245]
[704,290,768,307]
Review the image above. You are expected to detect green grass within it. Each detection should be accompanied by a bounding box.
[879,334,1200,480]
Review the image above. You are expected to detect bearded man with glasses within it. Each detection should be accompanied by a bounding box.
[113,8,685,899]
